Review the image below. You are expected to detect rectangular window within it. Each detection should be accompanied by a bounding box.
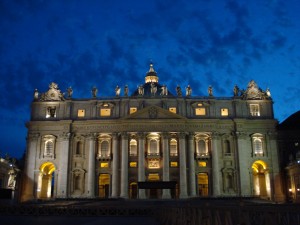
[46,106,56,118]
[198,161,207,167]
[100,108,111,117]
[169,107,177,114]
[148,173,159,181]
[130,107,137,114]
[250,104,260,116]
[77,109,85,117]
[221,108,229,116]
[100,162,109,168]
[195,108,206,116]
[170,162,178,167]
[130,162,137,167]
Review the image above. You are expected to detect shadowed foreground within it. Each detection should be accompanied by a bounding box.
[0,198,299,225]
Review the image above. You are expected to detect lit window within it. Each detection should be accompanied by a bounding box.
[252,134,264,156]
[148,139,159,155]
[100,162,109,168]
[197,140,207,155]
[169,107,176,113]
[148,173,159,181]
[148,159,160,169]
[100,108,111,117]
[170,139,178,156]
[130,162,137,167]
[253,138,263,155]
[45,141,54,155]
[195,108,206,116]
[98,140,110,158]
[198,103,203,106]
[250,104,260,116]
[221,108,229,116]
[46,106,56,118]
[170,162,178,167]
[130,107,137,114]
[78,109,85,117]
[198,161,207,167]
[130,139,137,156]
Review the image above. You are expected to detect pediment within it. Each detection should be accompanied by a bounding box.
[123,105,186,120]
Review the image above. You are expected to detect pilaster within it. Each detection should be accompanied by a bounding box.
[22,133,39,202]
[56,132,70,198]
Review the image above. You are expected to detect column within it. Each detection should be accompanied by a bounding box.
[211,132,221,196]
[162,133,171,199]
[179,132,188,198]
[268,132,285,202]
[22,133,39,202]
[138,133,146,199]
[87,133,96,197]
[236,132,251,196]
[111,133,119,198]
[56,133,70,198]
[120,132,129,198]
[188,133,196,197]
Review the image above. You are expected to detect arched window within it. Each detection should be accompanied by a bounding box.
[76,141,83,155]
[100,141,109,157]
[45,141,53,155]
[149,139,158,155]
[253,139,263,155]
[130,139,137,156]
[197,140,207,156]
[170,139,178,156]
[252,134,264,156]
[224,140,231,156]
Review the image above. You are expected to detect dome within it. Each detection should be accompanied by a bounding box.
[278,110,300,130]
[131,63,174,97]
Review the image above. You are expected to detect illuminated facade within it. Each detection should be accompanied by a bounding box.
[22,64,284,202]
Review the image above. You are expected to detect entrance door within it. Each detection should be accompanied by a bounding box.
[198,173,209,196]
[252,160,270,199]
[38,162,56,199]
[99,174,110,198]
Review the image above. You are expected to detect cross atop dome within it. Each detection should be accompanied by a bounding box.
[145,63,159,83]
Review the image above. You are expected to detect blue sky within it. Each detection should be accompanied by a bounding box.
[0,0,299,159]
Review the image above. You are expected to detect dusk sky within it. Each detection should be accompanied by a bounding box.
[0,0,299,159]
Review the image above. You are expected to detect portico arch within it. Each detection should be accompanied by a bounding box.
[37,162,56,199]
[252,160,271,199]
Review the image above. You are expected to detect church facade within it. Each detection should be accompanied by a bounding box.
[21,64,284,202]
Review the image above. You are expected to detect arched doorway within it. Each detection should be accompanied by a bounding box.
[38,162,56,199]
[252,160,271,199]
[98,173,110,198]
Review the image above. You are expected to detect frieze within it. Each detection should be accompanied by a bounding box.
[72,122,232,133]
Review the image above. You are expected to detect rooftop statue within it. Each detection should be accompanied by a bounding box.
[67,86,73,98]
[186,85,192,97]
[176,85,182,97]
[115,85,121,97]
[150,82,157,96]
[33,89,39,101]
[160,85,168,96]
[138,85,144,96]
[208,85,213,96]
[233,85,239,96]
[92,86,98,98]
[124,85,129,97]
